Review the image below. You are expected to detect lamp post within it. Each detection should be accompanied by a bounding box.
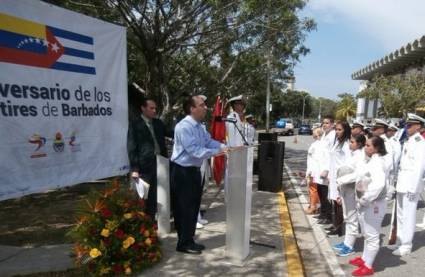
[265,49,271,132]
[301,94,307,123]
[318,99,322,122]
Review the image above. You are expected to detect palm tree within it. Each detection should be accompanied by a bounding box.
[335,93,356,121]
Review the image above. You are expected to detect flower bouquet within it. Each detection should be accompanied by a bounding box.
[68,178,161,276]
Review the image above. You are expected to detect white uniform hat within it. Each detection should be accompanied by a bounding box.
[373,118,389,128]
[228,94,245,104]
[352,120,365,128]
[406,113,425,124]
[388,123,399,131]
[245,114,253,119]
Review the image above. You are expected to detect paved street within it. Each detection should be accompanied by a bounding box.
[281,134,425,276]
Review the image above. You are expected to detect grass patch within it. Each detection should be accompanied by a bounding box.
[0,182,109,247]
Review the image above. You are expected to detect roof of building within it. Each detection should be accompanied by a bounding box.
[352,35,425,80]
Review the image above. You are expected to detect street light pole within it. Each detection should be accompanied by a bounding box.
[265,48,271,133]
[318,99,322,122]
[302,94,306,123]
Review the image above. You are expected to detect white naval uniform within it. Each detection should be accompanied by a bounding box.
[336,148,365,248]
[395,132,425,252]
[226,111,247,147]
[356,153,388,268]
[306,139,327,185]
[320,129,336,180]
[380,134,401,187]
[246,123,256,145]
[328,140,351,201]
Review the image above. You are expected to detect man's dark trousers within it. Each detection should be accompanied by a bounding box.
[140,163,157,219]
[318,184,332,219]
[171,163,202,248]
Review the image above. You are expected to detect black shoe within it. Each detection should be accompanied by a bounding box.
[192,242,206,251]
[318,218,332,225]
[326,228,342,237]
[176,245,202,255]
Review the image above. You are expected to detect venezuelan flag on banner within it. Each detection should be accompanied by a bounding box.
[0,13,95,74]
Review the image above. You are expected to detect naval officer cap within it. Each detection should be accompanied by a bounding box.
[228,95,245,105]
[198,94,207,101]
[372,119,389,128]
[388,123,399,131]
[352,120,365,129]
[406,113,425,125]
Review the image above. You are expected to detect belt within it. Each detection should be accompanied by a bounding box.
[171,161,200,170]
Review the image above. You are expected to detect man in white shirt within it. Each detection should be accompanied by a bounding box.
[391,113,425,256]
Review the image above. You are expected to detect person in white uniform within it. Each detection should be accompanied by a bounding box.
[334,134,366,256]
[371,119,394,175]
[349,136,388,276]
[245,114,256,145]
[226,95,248,147]
[385,123,402,198]
[305,127,326,214]
[316,115,336,224]
[351,120,366,137]
[326,120,351,236]
[391,113,425,256]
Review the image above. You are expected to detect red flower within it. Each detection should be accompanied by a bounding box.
[103,238,111,246]
[139,225,146,234]
[131,243,140,251]
[114,229,125,239]
[112,264,123,273]
[100,208,112,218]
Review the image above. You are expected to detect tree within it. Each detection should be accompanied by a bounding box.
[335,93,356,121]
[45,0,315,120]
[358,74,425,118]
[310,97,337,122]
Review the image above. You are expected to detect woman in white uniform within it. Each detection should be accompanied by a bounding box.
[334,134,366,256]
[349,136,388,276]
[326,121,351,236]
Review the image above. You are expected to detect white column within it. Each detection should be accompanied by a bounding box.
[157,155,170,235]
[225,146,253,262]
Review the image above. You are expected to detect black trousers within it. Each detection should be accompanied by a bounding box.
[332,200,344,229]
[171,162,202,248]
[140,164,157,219]
[317,184,332,219]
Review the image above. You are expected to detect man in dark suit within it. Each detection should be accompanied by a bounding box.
[128,98,170,219]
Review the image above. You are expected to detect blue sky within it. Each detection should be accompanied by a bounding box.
[295,0,425,100]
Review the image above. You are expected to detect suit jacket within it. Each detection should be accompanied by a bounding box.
[127,117,169,172]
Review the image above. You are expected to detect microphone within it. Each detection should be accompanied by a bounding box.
[221,118,237,123]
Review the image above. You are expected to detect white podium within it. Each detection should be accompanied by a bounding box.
[225,146,254,262]
[156,155,170,235]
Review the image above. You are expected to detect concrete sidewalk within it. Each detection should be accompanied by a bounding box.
[0,178,289,277]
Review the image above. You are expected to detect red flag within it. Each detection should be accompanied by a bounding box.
[210,96,226,186]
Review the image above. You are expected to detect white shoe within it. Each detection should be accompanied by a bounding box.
[416,222,425,229]
[198,218,208,225]
[392,248,411,256]
[196,222,204,229]
[387,244,400,250]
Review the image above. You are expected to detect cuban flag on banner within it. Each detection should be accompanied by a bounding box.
[0,12,95,75]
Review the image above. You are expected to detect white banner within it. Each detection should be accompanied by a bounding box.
[0,0,129,200]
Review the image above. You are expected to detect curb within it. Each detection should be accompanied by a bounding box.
[284,163,346,277]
